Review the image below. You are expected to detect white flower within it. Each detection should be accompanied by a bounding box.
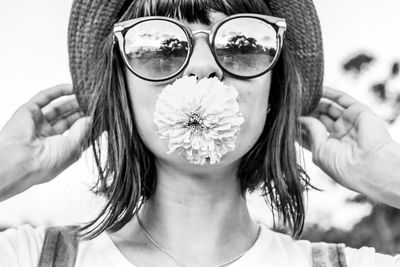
[153,76,244,165]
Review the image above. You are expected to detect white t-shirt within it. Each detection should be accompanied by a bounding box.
[0,224,399,267]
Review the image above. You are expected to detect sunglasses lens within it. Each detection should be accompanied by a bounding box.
[124,20,189,80]
[214,17,278,77]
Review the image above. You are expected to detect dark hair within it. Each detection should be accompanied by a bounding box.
[76,0,311,240]
[238,47,310,237]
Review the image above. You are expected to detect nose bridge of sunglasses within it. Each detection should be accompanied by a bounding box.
[189,29,214,58]
[183,31,223,79]
[192,29,211,36]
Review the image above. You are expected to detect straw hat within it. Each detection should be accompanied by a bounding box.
[68,0,323,115]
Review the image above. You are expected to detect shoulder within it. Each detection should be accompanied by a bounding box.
[250,225,312,266]
[264,226,313,255]
[0,224,46,266]
[344,246,400,267]
[260,226,400,267]
[76,230,136,266]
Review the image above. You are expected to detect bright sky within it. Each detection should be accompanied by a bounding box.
[0,0,399,229]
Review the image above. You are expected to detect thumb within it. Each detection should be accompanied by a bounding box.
[298,116,328,151]
[66,116,93,152]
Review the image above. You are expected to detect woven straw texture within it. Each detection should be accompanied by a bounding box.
[68,0,323,115]
[268,0,324,115]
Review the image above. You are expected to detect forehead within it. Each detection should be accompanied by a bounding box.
[181,11,227,29]
[208,12,227,24]
[120,0,272,24]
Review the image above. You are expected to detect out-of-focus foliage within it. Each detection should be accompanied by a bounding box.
[343,52,400,124]
[302,196,400,255]
[369,60,400,124]
[342,53,375,74]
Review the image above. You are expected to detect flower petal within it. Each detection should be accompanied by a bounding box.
[153,76,244,165]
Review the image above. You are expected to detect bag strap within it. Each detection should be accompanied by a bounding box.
[37,225,80,267]
[311,242,348,267]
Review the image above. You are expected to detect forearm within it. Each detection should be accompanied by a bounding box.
[360,141,400,209]
[0,135,38,202]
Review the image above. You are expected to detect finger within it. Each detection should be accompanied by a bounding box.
[314,113,336,133]
[298,116,328,151]
[298,126,311,151]
[66,116,93,151]
[328,104,375,141]
[43,96,81,123]
[6,102,44,128]
[337,102,372,128]
[313,99,344,121]
[51,111,83,135]
[316,112,353,139]
[322,86,359,109]
[29,84,73,108]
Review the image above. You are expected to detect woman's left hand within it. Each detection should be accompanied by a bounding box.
[299,87,400,208]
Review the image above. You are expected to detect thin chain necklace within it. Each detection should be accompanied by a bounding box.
[136,215,261,267]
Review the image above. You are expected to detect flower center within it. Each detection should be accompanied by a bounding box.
[186,112,207,133]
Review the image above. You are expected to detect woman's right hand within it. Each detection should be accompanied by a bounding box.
[0,84,92,201]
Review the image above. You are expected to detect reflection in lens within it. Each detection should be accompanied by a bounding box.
[124,20,189,80]
[214,17,278,77]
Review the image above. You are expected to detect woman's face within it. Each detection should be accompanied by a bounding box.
[125,12,272,168]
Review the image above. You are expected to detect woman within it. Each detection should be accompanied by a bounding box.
[1,0,400,266]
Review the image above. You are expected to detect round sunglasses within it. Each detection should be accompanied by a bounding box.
[113,14,286,81]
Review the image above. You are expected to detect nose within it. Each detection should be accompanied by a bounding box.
[182,33,224,80]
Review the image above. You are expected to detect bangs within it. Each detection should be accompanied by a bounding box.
[120,0,272,24]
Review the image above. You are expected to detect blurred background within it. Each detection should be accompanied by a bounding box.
[0,0,399,255]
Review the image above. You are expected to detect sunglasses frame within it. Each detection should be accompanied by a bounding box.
[113,13,286,82]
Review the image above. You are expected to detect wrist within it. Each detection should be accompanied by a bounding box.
[359,140,400,208]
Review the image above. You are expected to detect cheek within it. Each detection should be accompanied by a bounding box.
[125,74,165,152]
[235,75,271,153]
[130,88,154,129]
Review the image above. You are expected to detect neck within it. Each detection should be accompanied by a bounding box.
[137,159,259,265]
